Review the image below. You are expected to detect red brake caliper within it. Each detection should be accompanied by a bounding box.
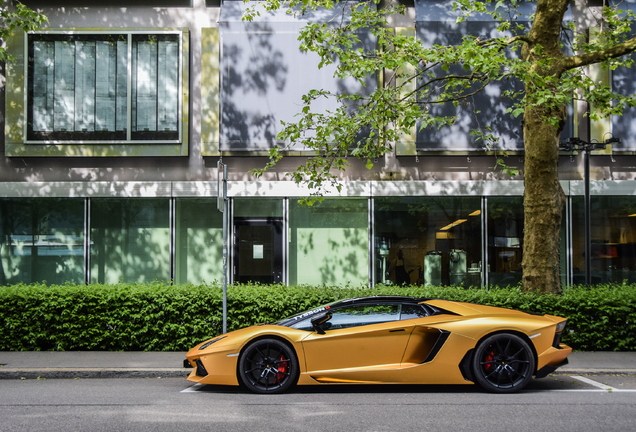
[484,350,495,371]
[276,355,288,381]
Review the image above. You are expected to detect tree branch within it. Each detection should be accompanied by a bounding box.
[563,36,636,71]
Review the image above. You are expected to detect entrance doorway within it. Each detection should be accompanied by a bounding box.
[233,217,283,284]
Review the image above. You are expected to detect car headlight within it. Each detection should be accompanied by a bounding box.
[199,336,227,350]
[556,320,567,332]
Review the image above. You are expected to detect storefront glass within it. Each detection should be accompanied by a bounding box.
[487,197,523,287]
[289,198,369,286]
[175,199,223,284]
[90,198,170,284]
[374,197,482,287]
[0,198,84,285]
[572,196,636,284]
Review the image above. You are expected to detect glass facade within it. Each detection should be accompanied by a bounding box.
[1,192,632,287]
[175,199,223,285]
[573,196,636,284]
[289,199,369,286]
[0,198,84,285]
[487,197,523,287]
[90,198,170,284]
[374,197,482,287]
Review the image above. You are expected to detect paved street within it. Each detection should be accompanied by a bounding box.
[1,375,635,432]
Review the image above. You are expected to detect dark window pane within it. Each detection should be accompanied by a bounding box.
[374,197,482,287]
[400,304,429,320]
[572,196,636,284]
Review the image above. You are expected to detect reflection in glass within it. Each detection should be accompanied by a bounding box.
[487,197,523,287]
[132,34,179,139]
[90,199,169,284]
[29,34,128,140]
[175,199,223,284]
[289,199,368,286]
[374,197,481,287]
[234,198,283,218]
[573,196,636,285]
[0,198,84,285]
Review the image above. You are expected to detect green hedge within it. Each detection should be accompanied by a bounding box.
[1,282,635,351]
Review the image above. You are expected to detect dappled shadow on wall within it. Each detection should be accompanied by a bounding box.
[219,2,377,152]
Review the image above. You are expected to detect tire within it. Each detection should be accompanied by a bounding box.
[238,338,299,394]
[472,333,535,393]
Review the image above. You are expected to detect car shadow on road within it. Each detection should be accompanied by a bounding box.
[193,383,482,394]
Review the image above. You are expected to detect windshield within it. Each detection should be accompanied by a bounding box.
[275,301,339,327]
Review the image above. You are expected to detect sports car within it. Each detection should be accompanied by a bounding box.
[184,296,571,394]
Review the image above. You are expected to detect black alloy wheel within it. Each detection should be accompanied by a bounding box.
[472,333,536,393]
[238,338,299,394]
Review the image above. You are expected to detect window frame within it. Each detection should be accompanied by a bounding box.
[24,30,184,145]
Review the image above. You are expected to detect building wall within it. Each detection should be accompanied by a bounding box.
[4,0,634,186]
[2,1,636,287]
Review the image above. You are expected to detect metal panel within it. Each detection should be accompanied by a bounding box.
[219,1,376,151]
[226,181,372,197]
[6,180,636,199]
[172,181,218,197]
[572,180,636,196]
[371,180,525,197]
[413,0,573,153]
[414,20,525,152]
[611,49,636,150]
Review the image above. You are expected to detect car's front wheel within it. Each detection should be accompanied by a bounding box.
[238,338,299,394]
[472,333,535,393]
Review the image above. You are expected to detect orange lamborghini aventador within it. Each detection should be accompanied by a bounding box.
[184,296,571,394]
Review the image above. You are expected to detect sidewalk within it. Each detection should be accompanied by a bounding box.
[1,351,635,380]
[0,351,187,379]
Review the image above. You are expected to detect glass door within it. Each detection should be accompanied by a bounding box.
[233,217,283,284]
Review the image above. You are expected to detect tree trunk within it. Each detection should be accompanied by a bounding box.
[520,0,570,294]
[522,107,565,294]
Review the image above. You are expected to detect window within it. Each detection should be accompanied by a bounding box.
[27,32,181,143]
[90,198,170,284]
[0,198,85,285]
[400,304,429,320]
[572,196,636,285]
[374,197,482,287]
[487,197,524,287]
[175,199,224,285]
[290,303,401,331]
[289,198,369,286]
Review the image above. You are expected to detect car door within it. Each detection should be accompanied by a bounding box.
[299,303,414,377]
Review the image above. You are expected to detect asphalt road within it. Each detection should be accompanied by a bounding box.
[1,375,635,432]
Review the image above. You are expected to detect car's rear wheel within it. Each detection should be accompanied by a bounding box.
[238,338,299,394]
[472,333,535,393]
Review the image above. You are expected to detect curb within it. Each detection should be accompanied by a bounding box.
[553,369,636,375]
[0,368,189,380]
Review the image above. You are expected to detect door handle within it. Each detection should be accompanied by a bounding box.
[389,329,406,333]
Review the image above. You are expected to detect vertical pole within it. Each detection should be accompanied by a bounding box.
[584,149,592,286]
[222,164,228,335]
[218,160,228,335]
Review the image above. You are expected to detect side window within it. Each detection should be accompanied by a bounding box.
[27,32,181,143]
[400,304,429,321]
[290,303,405,332]
[327,304,401,330]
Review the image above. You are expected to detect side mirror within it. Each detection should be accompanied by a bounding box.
[311,312,332,335]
